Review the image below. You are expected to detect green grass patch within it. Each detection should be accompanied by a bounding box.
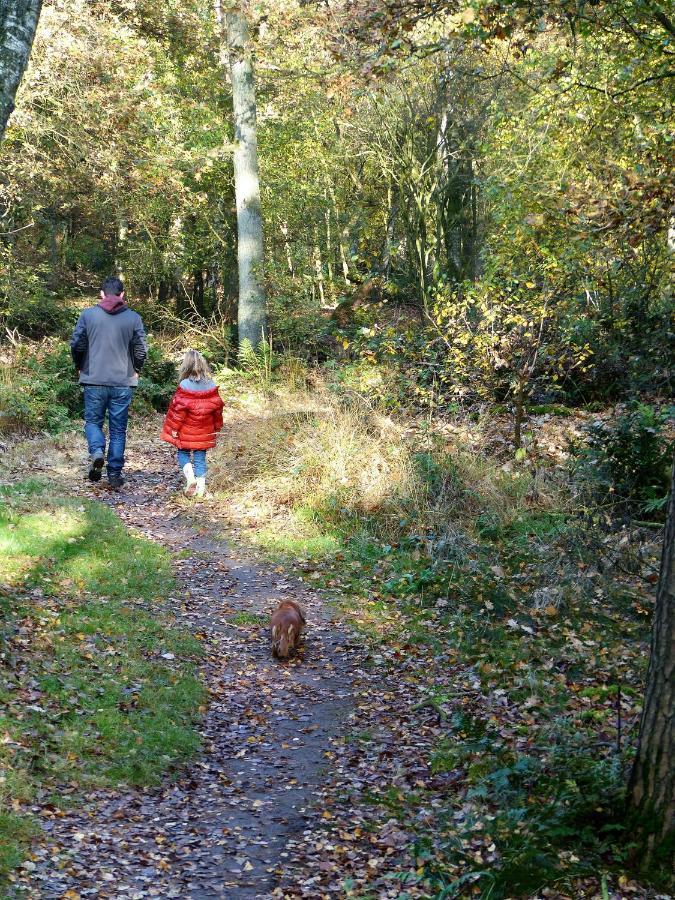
[229,611,266,626]
[0,482,205,885]
[253,522,342,559]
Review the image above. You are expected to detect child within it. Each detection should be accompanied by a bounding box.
[160,350,224,497]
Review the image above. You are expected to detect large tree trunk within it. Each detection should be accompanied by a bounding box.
[0,0,42,140]
[223,2,267,349]
[627,455,675,871]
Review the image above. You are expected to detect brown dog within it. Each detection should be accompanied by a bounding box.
[270,600,306,659]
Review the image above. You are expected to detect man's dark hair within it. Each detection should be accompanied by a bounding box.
[102,276,124,296]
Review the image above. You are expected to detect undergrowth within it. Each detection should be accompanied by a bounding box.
[209,373,661,896]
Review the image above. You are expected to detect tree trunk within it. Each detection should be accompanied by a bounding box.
[381,185,398,280]
[47,211,59,289]
[313,227,325,307]
[279,219,294,277]
[193,269,205,313]
[627,455,675,872]
[0,0,42,140]
[115,215,128,280]
[222,2,267,349]
[513,374,526,450]
[324,203,334,285]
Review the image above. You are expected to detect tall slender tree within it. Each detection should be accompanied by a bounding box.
[627,455,675,872]
[0,0,42,140]
[218,0,267,349]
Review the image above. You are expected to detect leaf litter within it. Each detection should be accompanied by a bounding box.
[6,431,666,899]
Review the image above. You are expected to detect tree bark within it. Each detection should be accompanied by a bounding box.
[313,227,325,307]
[222,2,267,349]
[513,374,526,450]
[115,215,128,281]
[627,455,675,872]
[0,0,42,140]
[380,184,398,280]
[279,219,294,277]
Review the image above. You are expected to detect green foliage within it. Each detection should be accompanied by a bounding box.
[237,337,274,387]
[0,0,671,410]
[0,342,80,433]
[136,342,178,412]
[573,404,673,519]
[413,749,626,899]
[0,252,74,339]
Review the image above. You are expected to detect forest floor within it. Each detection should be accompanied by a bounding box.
[1,429,436,899]
[0,407,668,900]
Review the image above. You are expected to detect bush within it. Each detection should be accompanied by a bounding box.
[418,748,626,899]
[136,342,178,412]
[24,343,82,416]
[573,403,673,519]
[0,342,80,433]
[0,251,76,339]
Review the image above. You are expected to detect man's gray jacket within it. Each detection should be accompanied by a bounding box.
[71,304,147,387]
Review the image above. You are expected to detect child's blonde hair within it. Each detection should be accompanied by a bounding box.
[179,349,211,382]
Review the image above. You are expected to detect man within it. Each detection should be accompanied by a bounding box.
[70,276,147,489]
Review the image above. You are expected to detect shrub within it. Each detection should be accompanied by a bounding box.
[136,342,178,412]
[573,403,673,519]
[24,343,81,417]
[0,339,177,433]
[0,251,75,339]
[0,342,80,433]
[416,748,626,899]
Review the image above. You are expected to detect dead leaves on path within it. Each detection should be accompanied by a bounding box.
[6,436,660,899]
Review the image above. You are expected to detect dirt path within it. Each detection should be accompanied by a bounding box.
[16,438,361,899]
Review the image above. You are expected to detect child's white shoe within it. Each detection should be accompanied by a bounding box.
[194,476,207,498]
[182,463,197,496]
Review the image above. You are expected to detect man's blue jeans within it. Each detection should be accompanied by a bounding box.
[83,386,133,476]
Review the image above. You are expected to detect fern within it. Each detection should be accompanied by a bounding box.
[238,335,274,386]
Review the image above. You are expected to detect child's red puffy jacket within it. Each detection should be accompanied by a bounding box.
[160,385,224,450]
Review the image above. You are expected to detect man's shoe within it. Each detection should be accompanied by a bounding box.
[108,473,125,490]
[88,453,104,482]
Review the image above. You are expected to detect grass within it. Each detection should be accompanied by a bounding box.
[207,373,659,896]
[209,374,559,566]
[229,611,266,626]
[0,481,204,886]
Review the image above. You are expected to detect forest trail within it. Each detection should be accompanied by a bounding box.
[16,435,360,899]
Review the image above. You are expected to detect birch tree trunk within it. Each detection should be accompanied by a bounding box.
[627,455,675,871]
[0,0,42,140]
[223,2,267,349]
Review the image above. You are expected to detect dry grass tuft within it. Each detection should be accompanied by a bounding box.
[210,384,416,533]
[210,375,560,548]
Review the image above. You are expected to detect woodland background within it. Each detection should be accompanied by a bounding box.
[0,0,673,897]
